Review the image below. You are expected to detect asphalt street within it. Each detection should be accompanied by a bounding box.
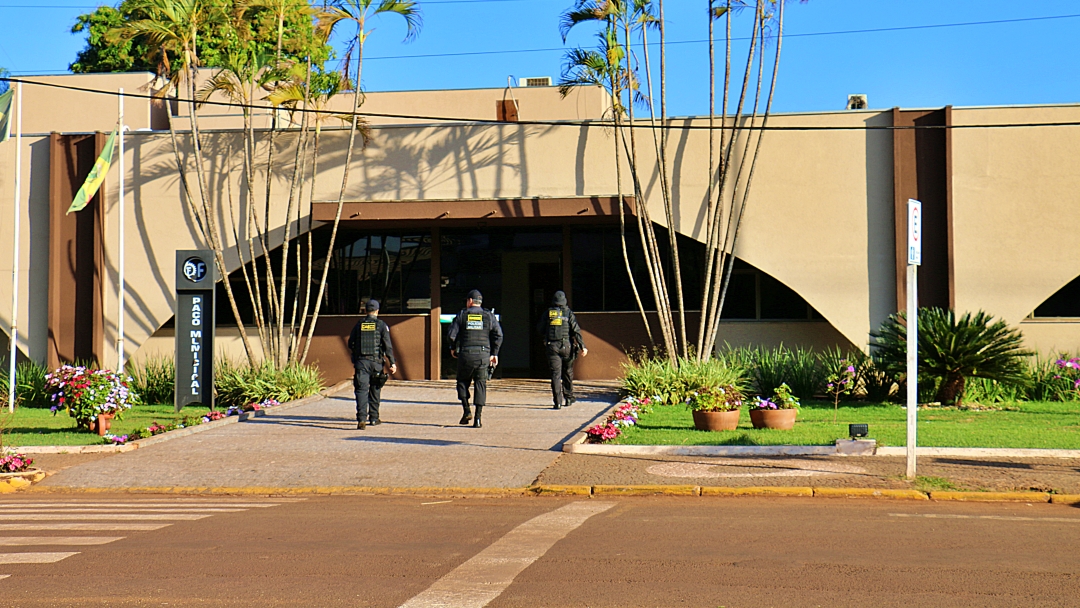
[0,493,1078,607]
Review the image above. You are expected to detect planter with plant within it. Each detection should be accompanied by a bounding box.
[46,365,139,435]
[687,385,744,431]
[749,383,800,430]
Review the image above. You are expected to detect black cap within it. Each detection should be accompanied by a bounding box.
[467,289,483,304]
[552,291,567,306]
[366,299,380,311]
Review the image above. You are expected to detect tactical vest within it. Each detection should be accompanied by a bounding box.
[358,318,380,356]
[546,307,570,341]
[460,309,491,349]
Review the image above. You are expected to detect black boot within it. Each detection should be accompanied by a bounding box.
[472,406,483,428]
[459,401,472,425]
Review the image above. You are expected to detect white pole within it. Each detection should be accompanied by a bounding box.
[906,264,918,479]
[117,88,126,371]
[7,82,22,413]
[905,198,922,480]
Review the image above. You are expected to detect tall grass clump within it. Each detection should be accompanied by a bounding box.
[127,357,176,405]
[215,360,324,408]
[720,345,826,400]
[0,361,52,409]
[621,355,748,406]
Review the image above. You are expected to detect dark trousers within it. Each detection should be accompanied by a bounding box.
[456,350,489,407]
[546,340,575,406]
[353,358,383,422]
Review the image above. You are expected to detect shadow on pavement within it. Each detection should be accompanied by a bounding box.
[933,458,1035,470]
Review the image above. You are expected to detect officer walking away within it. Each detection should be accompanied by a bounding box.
[447,289,503,428]
[347,299,397,430]
[537,290,587,410]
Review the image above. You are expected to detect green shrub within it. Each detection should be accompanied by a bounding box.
[1023,353,1075,402]
[724,345,825,400]
[6,361,50,408]
[858,356,898,402]
[872,308,1031,406]
[214,360,324,408]
[127,356,176,405]
[963,377,1026,404]
[620,355,748,406]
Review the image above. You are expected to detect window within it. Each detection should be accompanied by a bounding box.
[1031,275,1080,318]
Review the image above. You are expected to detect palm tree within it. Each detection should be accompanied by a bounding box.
[304,0,420,364]
[110,0,266,364]
[872,309,1032,407]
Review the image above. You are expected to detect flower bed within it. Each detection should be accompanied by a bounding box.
[101,398,282,444]
[585,397,651,443]
[0,453,33,473]
[46,365,137,430]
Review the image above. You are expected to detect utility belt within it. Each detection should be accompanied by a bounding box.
[459,345,490,353]
[357,353,383,362]
[547,338,570,345]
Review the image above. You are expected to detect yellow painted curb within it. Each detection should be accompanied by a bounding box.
[530,485,592,496]
[930,491,1051,503]
[28,486,529,497]
[592,485,700,496]
[701,486,813,497]
[814,487,929,500]
[1049,494,1080,504]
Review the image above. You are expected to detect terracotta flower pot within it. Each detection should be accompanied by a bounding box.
[692,410,740,432]
[89,413,115,436]
[749,408,797,430]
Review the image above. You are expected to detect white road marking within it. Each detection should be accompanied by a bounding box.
[0,508,248,514]
[0,514,209,521]
[0,552,79,564]
[0,575,8,580]
[890,513,1080,523]
[421,501,453,506]
[399,501,615,608]
[0,502,281,508]
[0,537,123,546]
[0,523,170,531]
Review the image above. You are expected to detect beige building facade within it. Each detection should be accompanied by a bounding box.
[1,72,1078,382]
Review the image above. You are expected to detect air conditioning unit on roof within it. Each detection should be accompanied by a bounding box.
[522,76,553,87]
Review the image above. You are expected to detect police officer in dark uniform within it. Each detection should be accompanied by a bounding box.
[537,290,587,409]
[447,289,503,428]
[347,299,397,430]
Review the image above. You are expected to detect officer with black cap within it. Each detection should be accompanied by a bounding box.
[447,289,503,427]
[347,299,397,430]
[537,290,587,409]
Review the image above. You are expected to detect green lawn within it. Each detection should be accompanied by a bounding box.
[616,400,1080,449]
[1,405,212,447]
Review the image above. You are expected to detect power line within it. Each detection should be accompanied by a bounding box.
[3,75,1079,132]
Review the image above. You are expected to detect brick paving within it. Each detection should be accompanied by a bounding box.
[36,380,619,490]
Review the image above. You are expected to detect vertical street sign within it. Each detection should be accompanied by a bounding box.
[175,250,217,412]
[906,199,922,479]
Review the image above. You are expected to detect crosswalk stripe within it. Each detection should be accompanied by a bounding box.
[0,574,9,580]
[0,523,170,531]
[0,514,209,521]
[399,501,616,608]
[0,505,282,509]
[0,552,79,564]
[0,537,123,546]
[0,508,249,514]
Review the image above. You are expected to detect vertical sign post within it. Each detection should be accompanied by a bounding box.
[175,250,216,412]
[906,199,922,479]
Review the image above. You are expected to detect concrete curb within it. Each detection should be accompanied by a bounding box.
[702,486,813,497]
[814,487,929,500]
[28,485,530,497]
[930,491,1051,502]
[0,469,47,493]
[876,447,1080,458]
[11,380,352,455]
[17,484,1080,503]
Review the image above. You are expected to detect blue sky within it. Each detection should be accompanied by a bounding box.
[1,0,1078,116]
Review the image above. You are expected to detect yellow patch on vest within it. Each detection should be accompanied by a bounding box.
[550,318,563,326]
[361,322,377,331]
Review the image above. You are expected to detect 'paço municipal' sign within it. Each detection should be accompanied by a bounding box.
[175,250,217,411]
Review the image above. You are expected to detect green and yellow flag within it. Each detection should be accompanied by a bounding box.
[67,127,117,214]
[0,89,13,143]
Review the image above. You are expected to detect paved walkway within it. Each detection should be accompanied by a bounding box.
[37,380,618,490]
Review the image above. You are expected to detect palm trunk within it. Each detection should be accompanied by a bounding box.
[303,24,367,364]
[697,0,718,359]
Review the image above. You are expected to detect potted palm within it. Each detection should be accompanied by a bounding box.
[688,385,744,431]
[749,383,800,430]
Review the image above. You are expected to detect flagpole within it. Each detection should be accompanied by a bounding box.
[117,88,126,371]
[8,82,22,413]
